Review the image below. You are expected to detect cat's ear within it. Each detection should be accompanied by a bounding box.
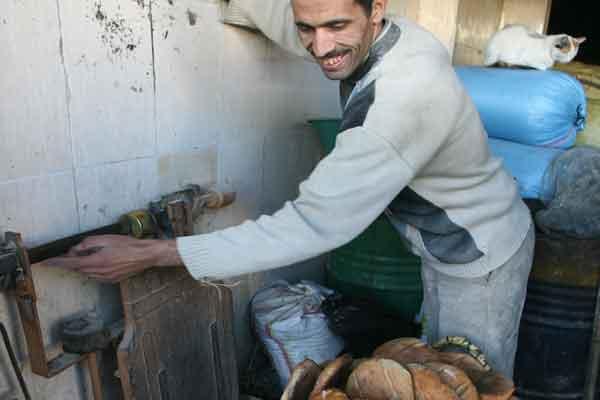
[575,37,587,45]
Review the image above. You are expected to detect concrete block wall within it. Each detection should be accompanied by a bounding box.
[0,0,339,398]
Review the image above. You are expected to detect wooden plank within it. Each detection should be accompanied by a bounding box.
[414,0,461,56]
[453,0,503,65]
[387,0,419,20]
[117,268,239,400]
[387,0,460,56]
[500,0,552,33]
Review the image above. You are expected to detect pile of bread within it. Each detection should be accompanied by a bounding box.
[281,337,515,400]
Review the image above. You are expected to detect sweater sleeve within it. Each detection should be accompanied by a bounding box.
[228,0,311,59]
[177,127,415,280]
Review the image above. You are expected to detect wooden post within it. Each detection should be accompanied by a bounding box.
[387,0,461,57]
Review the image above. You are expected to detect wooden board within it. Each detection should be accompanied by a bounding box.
[500,0,552,34]
[117,267,238,400]
[453,0,503,65]
[387,0,460,56]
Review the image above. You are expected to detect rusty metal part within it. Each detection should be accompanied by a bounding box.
[150,185,236,238]
[167,200,194,237]
[119,210,159,239]
[1,322,31,400]
[60,316,124,354]
[87,352,104,400]
[3,232,87,378]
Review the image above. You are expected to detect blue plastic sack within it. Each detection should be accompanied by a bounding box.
[456,66,587,148]
[489,138,564,200]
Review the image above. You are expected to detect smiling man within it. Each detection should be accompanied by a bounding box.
[293,0,382,79]
[47,0,534,379]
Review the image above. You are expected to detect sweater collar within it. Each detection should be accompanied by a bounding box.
[344,19,401,85]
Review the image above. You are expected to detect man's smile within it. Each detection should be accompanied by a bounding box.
[318,50,352,73]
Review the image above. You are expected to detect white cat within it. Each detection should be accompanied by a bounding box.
[484,24,586,70]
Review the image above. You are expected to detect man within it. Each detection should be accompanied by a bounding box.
[47,0,534,378]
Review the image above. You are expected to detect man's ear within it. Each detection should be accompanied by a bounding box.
[371,0,388,24]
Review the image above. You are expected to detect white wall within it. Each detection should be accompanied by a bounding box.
[0,0,339,398]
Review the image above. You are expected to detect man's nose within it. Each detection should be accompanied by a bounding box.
[312,29,336,58]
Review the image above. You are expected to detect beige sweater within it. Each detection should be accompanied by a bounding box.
[177,1,531,280]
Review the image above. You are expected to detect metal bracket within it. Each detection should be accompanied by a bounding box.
[149,184,236,238]
[1,232,86,378]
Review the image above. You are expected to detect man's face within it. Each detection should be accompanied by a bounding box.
[292,0,385,80]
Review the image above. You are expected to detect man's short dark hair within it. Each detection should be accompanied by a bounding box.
[355,0,373,15]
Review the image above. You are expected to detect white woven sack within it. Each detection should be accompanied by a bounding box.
[251,280,345,388]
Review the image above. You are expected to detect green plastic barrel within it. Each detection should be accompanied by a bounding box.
[308,119,423,320]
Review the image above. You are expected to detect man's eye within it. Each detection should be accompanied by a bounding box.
[330,23,347,30]
[297,25,313,33]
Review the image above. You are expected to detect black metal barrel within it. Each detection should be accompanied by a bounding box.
[514,235,600,400]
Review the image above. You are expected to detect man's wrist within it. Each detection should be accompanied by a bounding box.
[145,239,184,268]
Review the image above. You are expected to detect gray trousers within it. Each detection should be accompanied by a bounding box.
[421,225,535,378]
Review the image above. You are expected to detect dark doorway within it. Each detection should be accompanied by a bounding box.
[547,1,599,65]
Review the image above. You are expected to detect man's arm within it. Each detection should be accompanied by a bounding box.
[227,0,310,59]
[177,126,416,280]
[44,127,415,282]
[42,235,182,283]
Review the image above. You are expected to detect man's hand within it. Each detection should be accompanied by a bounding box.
[41,235,183,283]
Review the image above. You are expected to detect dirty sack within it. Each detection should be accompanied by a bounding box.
[536,146,600,238]
[251,280,345,389]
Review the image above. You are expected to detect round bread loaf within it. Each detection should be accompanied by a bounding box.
[345,358,414,400]
[310,354,353,397]
[406,363,460,400]
[424,362,479,400]
[438,352,489,383]
[281,359,322,400]
[373,337,440,365]
[438,352,514,400]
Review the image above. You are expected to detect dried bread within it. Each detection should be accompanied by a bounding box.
[424,362,479,400]
[281,359,322,400]
[407,363,462,400]
[438,352,513,400]
[310,354,353,397]
[373,337,440,365]
[345,358,414,400]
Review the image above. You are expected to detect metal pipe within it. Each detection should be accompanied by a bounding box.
[1,322,31,400]
[583,274,600,400]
